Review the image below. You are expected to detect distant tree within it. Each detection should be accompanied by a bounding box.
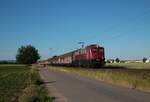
[0,60,17,64]
[106,60,111,63]
[16,45,40,64]
[111,59,115,63]
[120,60,125,63]
[106,59,115,63]
[115,58,120,63]
[143,58,147,63]
[52,56,57,58]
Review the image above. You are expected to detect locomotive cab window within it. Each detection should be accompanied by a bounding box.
[81,49,87,54]
[92,49,97,53]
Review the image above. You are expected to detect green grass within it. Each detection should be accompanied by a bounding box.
[0,65,52,102]
[0,65,30,102]
[48,66,150,93]
[106,62,150,69]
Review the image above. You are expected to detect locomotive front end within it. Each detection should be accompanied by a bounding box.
[87,44,105,67]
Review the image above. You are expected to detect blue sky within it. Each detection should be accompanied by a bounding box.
[0,0,150,60]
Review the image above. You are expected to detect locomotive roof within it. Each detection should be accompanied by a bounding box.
[59,51,73,58]
[87,44,99,47]
[48,44,103,61]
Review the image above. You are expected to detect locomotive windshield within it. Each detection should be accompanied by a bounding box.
[92,48,97,53]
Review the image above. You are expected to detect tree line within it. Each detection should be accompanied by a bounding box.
[106,58,149,63]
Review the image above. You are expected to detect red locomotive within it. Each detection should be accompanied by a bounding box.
[49,44,105,67]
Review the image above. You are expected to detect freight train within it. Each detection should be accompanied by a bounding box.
[49,44,105,68]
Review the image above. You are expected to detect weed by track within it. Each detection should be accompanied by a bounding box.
[47,66,150,93]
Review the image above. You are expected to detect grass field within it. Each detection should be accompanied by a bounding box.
[106,62,150,69]
[0,65,52,102]
[0,65,30,102]
[48,66,150,93]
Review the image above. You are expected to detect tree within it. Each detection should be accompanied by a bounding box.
[115,58,120,63]
[16,45,40,64]
[106,60,111,63]
[143,58,147,63]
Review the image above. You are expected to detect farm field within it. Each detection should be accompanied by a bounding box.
[106,62,150,69]
[0,64,52,102]
[0,65,30,102]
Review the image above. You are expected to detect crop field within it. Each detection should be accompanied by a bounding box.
[0,65,52,102]
[106,62,150,69]
[47,65,150,92]
[0,65,30,102]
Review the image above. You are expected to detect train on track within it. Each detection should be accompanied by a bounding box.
[48,44,105,68]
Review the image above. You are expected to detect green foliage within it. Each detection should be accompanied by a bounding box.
[18,66,52,102]
[0,60,17,64]
[143,58,147,63]
[115,58,120,63]
[0,65,52,102]
[16,45,40,64]
[0,65,30,102]
[19,85,52,102]
[106,60,111,63]
[30,68,44,85]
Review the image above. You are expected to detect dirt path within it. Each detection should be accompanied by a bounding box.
[38,66,150,102]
